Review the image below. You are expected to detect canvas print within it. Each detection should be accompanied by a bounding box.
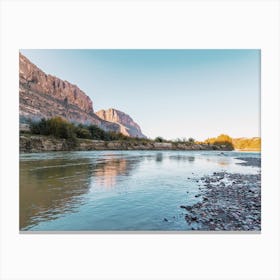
[19,50,261,231]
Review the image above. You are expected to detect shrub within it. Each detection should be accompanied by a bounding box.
[213,134,234,150]
[75,127,92,139]
[30,118,49,135]
[88,125,107,140]
[29,117,167,146]
[188,137,195,144]
[30,117,76,140]
[46,117,76,139]
[155,136,164,142]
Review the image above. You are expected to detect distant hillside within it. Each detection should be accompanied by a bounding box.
[232,137,261,151]
[204,134,261,151]
[96,108,146,138]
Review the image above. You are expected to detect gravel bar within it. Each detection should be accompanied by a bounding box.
[180,171,261,231]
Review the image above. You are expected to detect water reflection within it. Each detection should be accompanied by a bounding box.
[20,155,141,229]
[156,153,163,162]
[20,158,93,229]
[91,157,140,189]
[20,153,206,229]
[205,157,231,166]
[20,151,260,231]
[169,155,195,162]
[217,160,230,166]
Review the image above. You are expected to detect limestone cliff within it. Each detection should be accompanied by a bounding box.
[96,108,146,138]
[19,53,120,132]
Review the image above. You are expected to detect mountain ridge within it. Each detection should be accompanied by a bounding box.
[96,108,146,138]
[19,53,146,137]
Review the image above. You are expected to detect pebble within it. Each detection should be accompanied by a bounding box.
[180,170,261,231]
[180,205,192,211]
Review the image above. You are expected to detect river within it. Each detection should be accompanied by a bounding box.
[20,150,260,231]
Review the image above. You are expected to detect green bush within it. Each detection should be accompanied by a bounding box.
[155,136,164,142]
[30,118,49,135]
[75,127,92,139]
[29,118,138,142]
[30,117,76,140]
[87,125,108,140]
[46,117,76,139]
[188,137,195,144]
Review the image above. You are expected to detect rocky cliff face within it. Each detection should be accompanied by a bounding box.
[20,53,93,114]
[19,53,120,132]
[96,108,146,138]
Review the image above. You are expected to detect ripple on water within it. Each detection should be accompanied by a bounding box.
[20,150,261,231]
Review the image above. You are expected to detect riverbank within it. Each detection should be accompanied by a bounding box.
[20,135,233,153]
[180,157,261,231]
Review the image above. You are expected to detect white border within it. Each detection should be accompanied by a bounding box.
[1,1,279,279]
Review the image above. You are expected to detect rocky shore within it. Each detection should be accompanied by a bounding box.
[20,135,232,153]
[180,157,261,231]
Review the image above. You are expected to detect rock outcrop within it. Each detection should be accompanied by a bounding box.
[96,108,146,138]
[19,53,121,132]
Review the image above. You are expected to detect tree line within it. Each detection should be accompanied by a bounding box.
[26,117,244,150]
[28,117,149,144]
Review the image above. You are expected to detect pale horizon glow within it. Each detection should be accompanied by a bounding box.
[20,49,260,141]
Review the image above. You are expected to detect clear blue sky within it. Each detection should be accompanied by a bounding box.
[20,49,260,140]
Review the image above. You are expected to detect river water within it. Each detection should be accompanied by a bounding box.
[20,150,260,231]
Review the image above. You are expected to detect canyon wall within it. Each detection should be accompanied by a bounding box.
[19,53,121,133]
[96,108,146,138]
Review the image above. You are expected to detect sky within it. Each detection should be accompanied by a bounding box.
[20,49,260,140]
